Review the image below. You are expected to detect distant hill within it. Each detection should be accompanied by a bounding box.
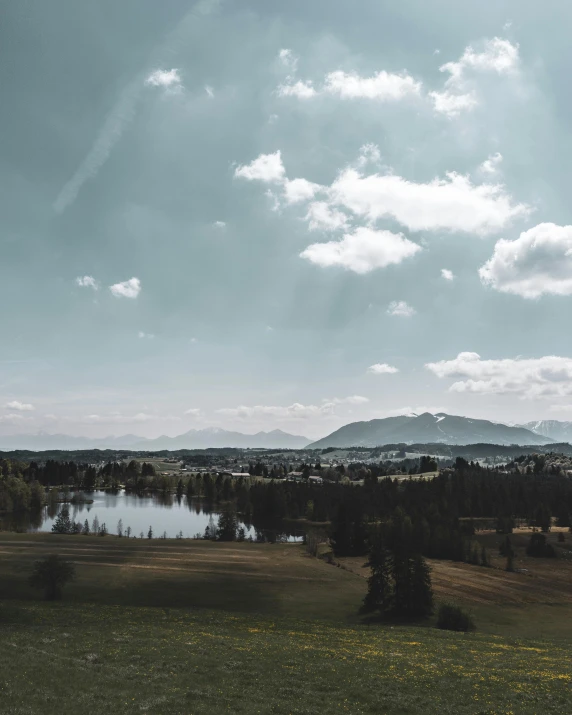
[520,420,572,443]
[308,412,552,448]
[0,428,311,451]
[130,428,311,450]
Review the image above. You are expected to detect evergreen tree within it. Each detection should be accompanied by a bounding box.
[117,519,123,537]
[361,529,393,615]
[82,519,90,535]
[147,526,153,539]
[51,507,73,534]
[217,505,238,541]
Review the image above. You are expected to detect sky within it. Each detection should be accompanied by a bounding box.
[3,0,572,440]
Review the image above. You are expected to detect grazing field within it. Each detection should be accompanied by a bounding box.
[2,600,572,715]
[3,533,572,713]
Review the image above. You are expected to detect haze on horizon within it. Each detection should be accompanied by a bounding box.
[3,0,572,442]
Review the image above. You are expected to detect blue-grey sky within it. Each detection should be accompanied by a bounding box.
[3,0,572,439]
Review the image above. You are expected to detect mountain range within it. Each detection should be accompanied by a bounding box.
[308,412,554,448]
[0,428,312,451]
[0,414,570,451]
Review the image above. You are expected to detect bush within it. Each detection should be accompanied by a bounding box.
[29,554,75,600]
[526,533,556,558]
[437,603,475,632]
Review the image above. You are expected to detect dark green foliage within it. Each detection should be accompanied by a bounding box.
[361,529,393,616]
[534,503,552,532]
[51,508,73,534]
[29,554,75,600]
[526,533,556,558]
[217,505,238,541]
[437,603,475,632]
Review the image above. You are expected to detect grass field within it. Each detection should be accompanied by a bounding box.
[2,532,572,713]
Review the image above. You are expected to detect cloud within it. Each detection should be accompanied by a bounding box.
[217,402,338,420]
[301,227,420,274]
[145,68,183,92]
[110,277,141,299]
[75,275,99,289]
[328,167,528,235]
[277,80,317,99]
[441,268,454,281]
[6,400,35,411]
[368,363,399,374]
[387,300,416,317]
[184,408,202,417]
[213,220,227,228]
[0,414,30,424]
[357,143,382,168]
[234,151,286,183]
[426,351,572,398]
[205,85,214,98]
[304,201,349,231]
[323,70,421,100]
[431,37,519,117]
[54,76,143,213]
[283,178,321,205]
[329,395,370,405]
[479,223,572,298]
[138,331,155,339]
[278,69,420,102]
[479,152,503,175]
[278,49,298,72]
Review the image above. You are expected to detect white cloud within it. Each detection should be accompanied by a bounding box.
[324,69,421,100]
[304,202,349,232]
[0,414,29,424]
[217,402,338,420]
[213,220,226,228]
[145,68,183,92]
[368,363,399,374]
[357,143,382,168]
[328,167,529,235]
[205,85,214,98]
[387,300,416,317]
[6,400,35,411]
[234,151,286,183]
[283,178,321,205]
[479,223,572,298]
[329,395,370,405]
[426,351,572,398]
[479,152,503,175]
[277,80,317,99]
[184,408,202,417]
[432,37,519,117]
[278,49,298,72]
[428,90,477,117]
[110,277,141,299]
[138,331,155,339]
[75,275,99,290]
[441,268,454,281]
[301,227,420,274]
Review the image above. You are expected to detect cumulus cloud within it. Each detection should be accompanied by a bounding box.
[431,37,519,117]
[479,223,572,298]
[110,277,141,299]
[283,178,322,204]
[184,408,202,417]
[234,151,286,183]
[6,400,34,411]
[277,80,317,99]
[329,395,370,405]
[368,363,399,374]
[0,414,30,424]
[75,275,99,289]
[138,331,155,339]
[213,220,226,228]
[328,168,528,235]
[387,300,416,317]
[301,227,420,274]
[357,143,382,168]
[217,402,337,420]
[479,152,503,175]
[278,68,421,102]
[278,49,298,71]
[145,68,183,92]
[426,351,572,398]
[441,268,455,281]
[304,202,349,232]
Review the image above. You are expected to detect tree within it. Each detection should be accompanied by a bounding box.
[51,507,73,534]
[361,529,393,616]
[29,555,75,600]
[82,519,90,535]
[117,519,123,537]
[217,505,238,541]
[126,526,132,539]
[526,532,556,558]
[147,526,153,539]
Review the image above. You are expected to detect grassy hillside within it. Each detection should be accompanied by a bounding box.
[2,533,572,713]
[2,601,572,715]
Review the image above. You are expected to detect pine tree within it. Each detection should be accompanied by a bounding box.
[361,529,393,615]
[117,519,123,537]
[82,519,90,535]
[51,507,73,534]
[217,505,238,541]
[147,526,153,539]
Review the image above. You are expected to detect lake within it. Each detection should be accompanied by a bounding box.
[0,490,304,542]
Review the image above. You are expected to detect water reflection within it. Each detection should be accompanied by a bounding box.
[0,490,304,542]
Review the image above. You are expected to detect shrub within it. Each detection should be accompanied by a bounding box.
[437,603,475,632]
[526,533,556,558]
